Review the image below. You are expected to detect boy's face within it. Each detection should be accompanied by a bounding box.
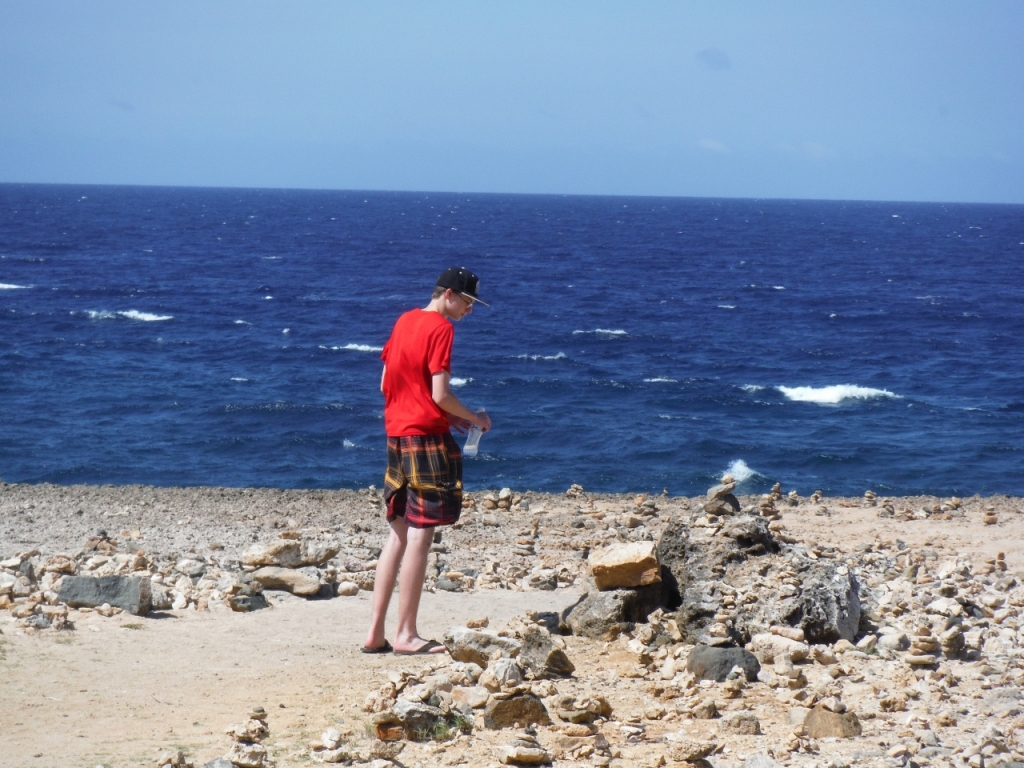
[446,289,475,320]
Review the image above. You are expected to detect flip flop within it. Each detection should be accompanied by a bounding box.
[394,639,447,656]
[361,640,393,654]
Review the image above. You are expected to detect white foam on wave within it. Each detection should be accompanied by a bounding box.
[231,377,249,382]
[450,377,471,387]
[724,459,758,483]
[0,283,29,290]
[333,343,383,352]
[644,378,677,383]
[121,310,173,322]
[777,384,900,405]
[343,439,356,448]
[573,328,627,337]
[84,310,173,322]
[717,304,736,309]
[516,352,567,361]
[234,320,251,325]
[741,384,765,393]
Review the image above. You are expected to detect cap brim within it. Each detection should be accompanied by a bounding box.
[460,292,489,307]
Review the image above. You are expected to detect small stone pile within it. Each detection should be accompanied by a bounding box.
[939,623,966,656]
[758,494,781,520]
[565,484,586,499]
[702,476,740,518]
[906,624,941,665]
[985,508,999,525]
[495,727,552,765]
[481,487,519,511]
[634,495,658,516]
[863,489,877,506]
[223,707,271,768]
[513,517,539,558]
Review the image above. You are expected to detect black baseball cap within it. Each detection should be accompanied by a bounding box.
[436,267,489,306]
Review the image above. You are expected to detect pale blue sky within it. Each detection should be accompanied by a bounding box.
[2,2,1022,202]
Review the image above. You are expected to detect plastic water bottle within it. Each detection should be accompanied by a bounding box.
[463,409,486,458]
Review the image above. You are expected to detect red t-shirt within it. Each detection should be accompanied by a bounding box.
[381,309,454,436]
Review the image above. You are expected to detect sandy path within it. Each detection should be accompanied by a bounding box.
[1,586,581,768]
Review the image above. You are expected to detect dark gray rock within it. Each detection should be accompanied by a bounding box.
[435,577,462,592]
[705,493,741,516]
[686,645,760,682]
[483,693,551,730]
[58,575,152,615]
[228,592,268,612]
[562,582,666,639]
[518,625,575,679]
[658,514,860,644]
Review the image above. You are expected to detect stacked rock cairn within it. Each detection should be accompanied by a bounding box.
[223,707,271,768]
[514,517,539,558]
[703,475,741,518]
[758,483,783,520]
[495,725,552,765]
[906,625,942,666]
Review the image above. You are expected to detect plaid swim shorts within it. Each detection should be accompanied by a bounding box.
[383,432,463,528]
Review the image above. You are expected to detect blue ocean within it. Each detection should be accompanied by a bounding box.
[1,184,1021,497]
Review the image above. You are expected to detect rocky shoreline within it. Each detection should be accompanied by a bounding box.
[1,480,1022,768]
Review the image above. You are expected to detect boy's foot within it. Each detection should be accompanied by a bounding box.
[360,640,393,654]
[394,639,447,656]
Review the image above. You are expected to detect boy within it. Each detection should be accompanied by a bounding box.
[362,267,492,655]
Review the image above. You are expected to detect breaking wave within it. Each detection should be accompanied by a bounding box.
[573,329,627,337]
[83,310,173,322]
[777,384,900,405]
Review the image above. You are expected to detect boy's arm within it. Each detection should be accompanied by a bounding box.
[381,366,386,393]
[431,372,491,432]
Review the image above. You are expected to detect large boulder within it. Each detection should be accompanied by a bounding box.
[588,541,661,591]
[658,514,860,644]
[242,539,339,568]
[562,582,665,639]
[58,575,152,616]
[760,565,861,644]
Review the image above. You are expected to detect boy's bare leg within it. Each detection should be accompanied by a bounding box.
[363,518,409,650]
[393,524,446,653]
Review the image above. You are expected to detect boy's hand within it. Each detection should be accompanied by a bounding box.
[448,414,472,434]
[475,411,492,433]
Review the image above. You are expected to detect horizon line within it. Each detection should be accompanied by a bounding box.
[1,179,1021,208]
